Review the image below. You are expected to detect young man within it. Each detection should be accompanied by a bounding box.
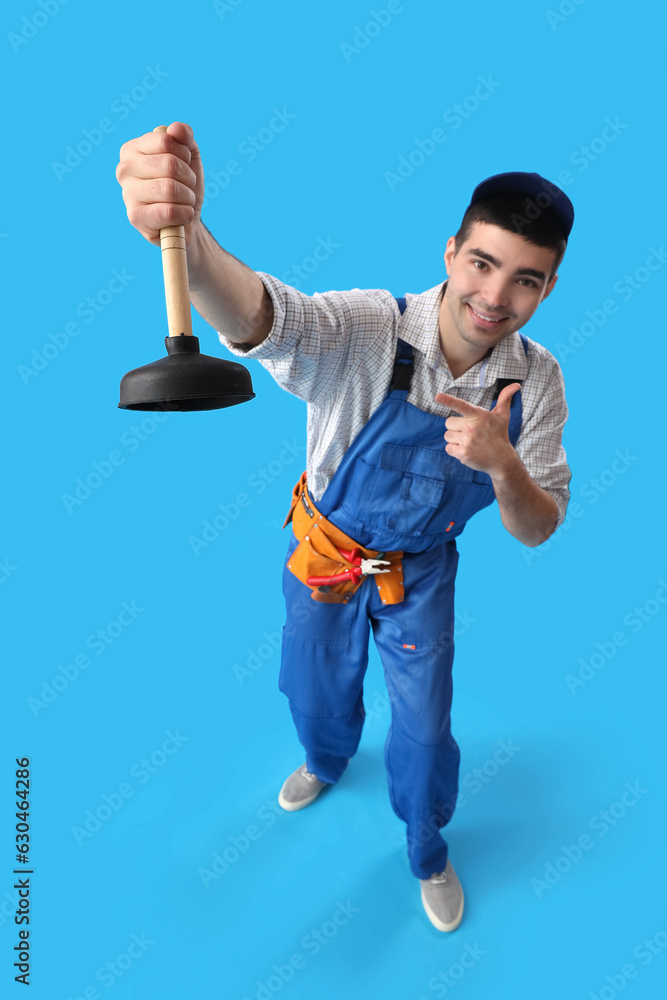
[117,123,572,933]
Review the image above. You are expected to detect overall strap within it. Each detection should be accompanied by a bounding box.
[491,334,528,447]
[491,333,529,399]
[389,296,414,396]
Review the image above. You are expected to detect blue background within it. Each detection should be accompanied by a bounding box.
[3,1,666,997]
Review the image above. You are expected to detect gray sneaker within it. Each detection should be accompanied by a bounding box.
[420,859,464,932]
[278,763,330,812]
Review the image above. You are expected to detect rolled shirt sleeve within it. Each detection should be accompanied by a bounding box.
[216,272,396,406]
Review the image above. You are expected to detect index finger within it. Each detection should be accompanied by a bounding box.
[434,392,480,416]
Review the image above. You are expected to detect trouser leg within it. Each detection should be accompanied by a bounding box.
[370,541,461,879]
[278,532,371,785]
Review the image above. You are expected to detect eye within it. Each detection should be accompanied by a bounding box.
[472,259,487,270]
[518,278,537,288]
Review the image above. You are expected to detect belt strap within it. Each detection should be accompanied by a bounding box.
[283,472,405,604]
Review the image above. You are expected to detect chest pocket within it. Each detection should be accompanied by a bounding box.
[366,441,496,539]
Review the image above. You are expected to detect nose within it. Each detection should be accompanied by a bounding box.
[479,276,511,313]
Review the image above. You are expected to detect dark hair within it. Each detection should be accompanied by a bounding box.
[454,194,567,281]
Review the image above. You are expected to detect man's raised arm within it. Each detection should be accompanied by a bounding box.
[115,120,273,347]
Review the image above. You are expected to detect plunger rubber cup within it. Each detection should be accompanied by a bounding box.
[118,334,255,411]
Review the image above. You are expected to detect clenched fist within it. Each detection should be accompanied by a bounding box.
[115,121,205,247]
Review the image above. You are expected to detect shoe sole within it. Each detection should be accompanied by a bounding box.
[278,787,324,811]
[420,886,465,932]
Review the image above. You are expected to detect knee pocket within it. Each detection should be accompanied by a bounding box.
[279,661,361,720]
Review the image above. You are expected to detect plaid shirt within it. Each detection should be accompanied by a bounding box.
[217,275,571,529]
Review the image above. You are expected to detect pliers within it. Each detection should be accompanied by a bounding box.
[307,547,391,586]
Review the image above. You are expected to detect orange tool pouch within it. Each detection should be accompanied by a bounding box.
[282,471,404,605]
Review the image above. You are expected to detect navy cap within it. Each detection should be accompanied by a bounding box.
[466,171,574,239]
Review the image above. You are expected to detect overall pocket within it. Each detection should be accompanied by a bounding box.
[350,442,497,539]
[366,443,448,537]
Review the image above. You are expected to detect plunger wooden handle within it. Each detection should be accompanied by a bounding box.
[153,125,192,336]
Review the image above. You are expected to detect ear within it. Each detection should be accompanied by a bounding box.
[541,272,559,303]
[443,235,458,275]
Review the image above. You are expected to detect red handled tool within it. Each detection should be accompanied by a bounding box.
[307,548,391,586]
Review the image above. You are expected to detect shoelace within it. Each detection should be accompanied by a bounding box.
[430,870,448,884]
[302,766,318,781]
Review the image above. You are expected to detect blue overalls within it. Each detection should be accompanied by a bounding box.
[279,297,528,879]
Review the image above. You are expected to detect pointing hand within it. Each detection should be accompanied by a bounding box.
[434,383,522,477]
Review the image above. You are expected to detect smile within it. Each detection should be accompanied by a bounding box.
[466,303,508,327]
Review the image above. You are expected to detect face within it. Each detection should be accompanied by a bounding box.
[441,221,559,358]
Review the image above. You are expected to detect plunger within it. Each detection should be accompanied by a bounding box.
[118,126,255,411]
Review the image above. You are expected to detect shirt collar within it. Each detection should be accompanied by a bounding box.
[400,280,528,386]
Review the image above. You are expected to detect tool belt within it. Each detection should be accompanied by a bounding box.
[282,471,404,604]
